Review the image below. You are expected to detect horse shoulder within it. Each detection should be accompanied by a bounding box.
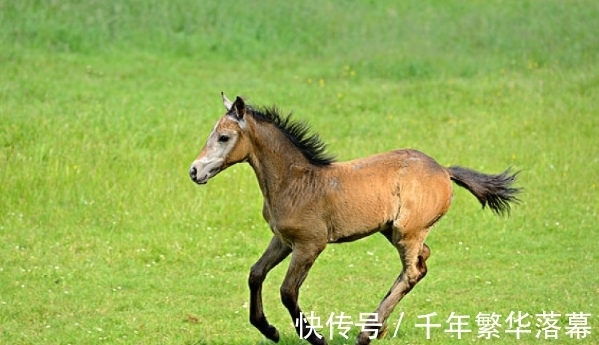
[260,166,329,243]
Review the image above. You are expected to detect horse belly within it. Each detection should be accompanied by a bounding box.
[325,192,398,243]
[327,221,392,243]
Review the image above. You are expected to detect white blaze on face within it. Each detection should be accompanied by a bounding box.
[189,118,239,184]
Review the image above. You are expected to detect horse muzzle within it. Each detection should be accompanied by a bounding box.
[189,166,206,184]
[189,163,222,185]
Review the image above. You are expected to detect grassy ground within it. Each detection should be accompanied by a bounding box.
[1,1,598,344]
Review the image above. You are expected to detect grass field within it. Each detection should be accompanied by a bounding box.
[1,1,598,344]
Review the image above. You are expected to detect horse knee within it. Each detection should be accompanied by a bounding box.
[280,286,297,310]
[248,265,264,290]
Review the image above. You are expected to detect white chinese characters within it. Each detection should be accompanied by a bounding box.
[293,310,592,340]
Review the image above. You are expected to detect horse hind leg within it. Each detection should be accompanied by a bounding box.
[356,228,431,345]
[418,242,431,275]
[379,229,431,296]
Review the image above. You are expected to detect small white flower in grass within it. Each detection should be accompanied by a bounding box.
[367,251,374,256]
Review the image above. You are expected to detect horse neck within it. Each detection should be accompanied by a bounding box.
[246,120,312,199]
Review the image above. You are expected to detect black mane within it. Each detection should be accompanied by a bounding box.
[248,106,336,166]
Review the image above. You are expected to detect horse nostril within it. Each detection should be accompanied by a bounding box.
[189,166,197,179]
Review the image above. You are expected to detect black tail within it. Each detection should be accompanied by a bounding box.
[447,166,522,216]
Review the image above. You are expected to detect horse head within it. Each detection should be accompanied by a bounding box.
[189,93,251,184]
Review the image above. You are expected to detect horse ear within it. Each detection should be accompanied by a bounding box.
[222,92,233,111]
[232,96,246,120]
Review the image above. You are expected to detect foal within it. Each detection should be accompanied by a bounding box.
[189,94,520,345]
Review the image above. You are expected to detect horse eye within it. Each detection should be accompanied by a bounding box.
[218,135,230,143]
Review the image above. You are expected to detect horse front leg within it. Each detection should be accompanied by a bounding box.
[248,236,292,342]
[280,241,327,345]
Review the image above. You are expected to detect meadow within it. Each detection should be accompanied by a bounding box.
[1,0,598,344]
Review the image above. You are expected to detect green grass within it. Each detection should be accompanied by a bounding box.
[1,1,598,344]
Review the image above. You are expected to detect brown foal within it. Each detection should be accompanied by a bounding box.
[189,94,520,345]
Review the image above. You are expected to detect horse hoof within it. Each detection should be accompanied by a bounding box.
[266,326,280,343]
[355,333,371,345]
[318,336,328,345]
[308,335,327,345]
